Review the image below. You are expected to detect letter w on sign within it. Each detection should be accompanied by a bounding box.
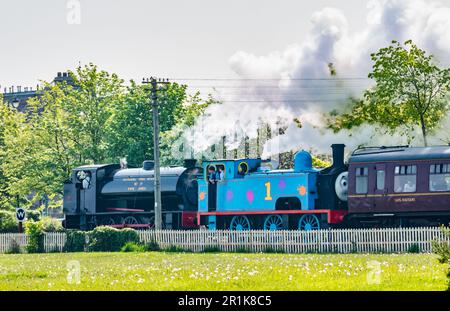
[16,208,26,222]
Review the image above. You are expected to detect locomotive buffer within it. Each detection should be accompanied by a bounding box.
[143,77,169,230]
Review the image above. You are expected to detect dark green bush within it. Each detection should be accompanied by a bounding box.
[263,247,285,254]
[0,210,18,233]
[164,245,187,252]
[121,242,145,252]
[87,226,139,252]
[25,221,45,253]
[407,243,420,253]
[203,246,221,253]
[64,230,86,252]
[144,240,160,251]
[5,239,21,254]
[27,210,41,222]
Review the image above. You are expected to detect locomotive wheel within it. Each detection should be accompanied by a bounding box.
[298,214,320,231]
[100,217,115,226]
[148,216,165,230]
[122,216,139,225]
[229,215,251,231]
[263,215,284,231]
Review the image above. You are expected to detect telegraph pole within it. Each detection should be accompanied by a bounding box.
[143,77,169,230]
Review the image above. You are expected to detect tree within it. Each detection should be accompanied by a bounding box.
[108,81,188,166]
[65,63,125,163]
[159,92,214,165]
[329,40,450,145]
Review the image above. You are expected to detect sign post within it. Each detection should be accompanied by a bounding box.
[16,195,25,233]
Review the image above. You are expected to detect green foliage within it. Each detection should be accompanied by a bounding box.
[328,40,450,146]
[5,239,22,254]
[26,210,41,222]
[203,246,221,253]
[40,216,64,232]
[163,244,188,252]
[407,243,420,253]
[144,240,160,252]
[263,247,285,254]
[24,221,45,253]
[120,242,146,252]
[432,242,450,264]
[160,93,215,165]
[0,64,201,209]
[63,230,86,252]
[312,156,331,168]
[0,210,18,233]
[109,80,189,166]
[87,226,139,252]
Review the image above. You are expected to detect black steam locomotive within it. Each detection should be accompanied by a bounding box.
[63,160,201,230]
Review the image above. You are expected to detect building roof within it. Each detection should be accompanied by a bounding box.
[349,145,450,163]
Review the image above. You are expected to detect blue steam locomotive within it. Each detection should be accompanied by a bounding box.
[197,144,348,230]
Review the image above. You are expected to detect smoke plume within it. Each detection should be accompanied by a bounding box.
[188,0,450,159]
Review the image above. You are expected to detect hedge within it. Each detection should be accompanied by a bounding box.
[87,226,139,252]
[63,230,86,252]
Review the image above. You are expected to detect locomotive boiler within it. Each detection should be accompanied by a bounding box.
[63,160,201,230]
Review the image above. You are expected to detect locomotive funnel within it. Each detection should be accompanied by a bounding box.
[184,159,197,168]
[143,160,155,170]
[331,144,345,168]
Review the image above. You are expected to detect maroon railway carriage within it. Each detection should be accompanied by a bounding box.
[346,145,450,227]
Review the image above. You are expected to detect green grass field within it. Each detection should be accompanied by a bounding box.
[0,252,447,290]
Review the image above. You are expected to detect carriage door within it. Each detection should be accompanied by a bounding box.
[372,164,387,211]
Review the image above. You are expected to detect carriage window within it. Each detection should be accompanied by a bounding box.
[355,167,368,194]
[429,164,450,192]
[376,170,385,190]
[394,165,416,193]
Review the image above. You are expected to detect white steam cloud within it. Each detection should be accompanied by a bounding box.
[188,0,450,158]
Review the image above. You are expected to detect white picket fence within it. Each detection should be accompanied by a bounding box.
[139,227,450,253]
[0,227,449,254]
[0,232,67,253]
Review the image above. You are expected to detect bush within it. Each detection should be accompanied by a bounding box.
[87,226,139,252]
[203,246,221,253]
[432,226,450,264]
[25,221,45,253]
[64,230,86,252]
[121,242,145,252]
[27,210,41,222]
[5,239,21,254]
[432,240,450,264]
[407,243,420,253]
[263,247,285,254]
[40,216,64,232]
[0,210,18,233]
[164,245,187,252]
[144,240,160,252]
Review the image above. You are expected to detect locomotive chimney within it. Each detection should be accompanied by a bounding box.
[143,160,155,171]
[331,144,345,168]
[184,159,197,168]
